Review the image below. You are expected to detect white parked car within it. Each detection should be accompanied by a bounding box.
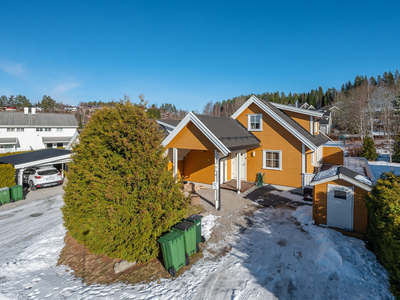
[23,166,63,190]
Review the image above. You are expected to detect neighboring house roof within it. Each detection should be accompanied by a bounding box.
[158,119,181,127]
[0,112,78,127]
[309,166,372,191]
[0,148,72,169]
[272,102,323,117]
[231,96,329,151]
[162,112,260,155]
[320,111,331,125]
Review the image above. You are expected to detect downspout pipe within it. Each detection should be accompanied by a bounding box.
[217,153,229,211]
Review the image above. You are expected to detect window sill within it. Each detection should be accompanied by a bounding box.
[262,167,282,171]
[248,129,262,132]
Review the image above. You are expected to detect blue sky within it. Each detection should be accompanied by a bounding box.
[1,1,400,112]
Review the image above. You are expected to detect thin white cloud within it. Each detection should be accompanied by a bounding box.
[0,60,26,77]
[55,81,81,93]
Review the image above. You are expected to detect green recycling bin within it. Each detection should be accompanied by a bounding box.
[157,230,186,277]
[9,185,23,202]
[172,221,197,257]
[185,214,204,244]
[0,187,10,205]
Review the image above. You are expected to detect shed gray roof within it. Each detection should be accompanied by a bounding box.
[0,112,78,127]
[262,100,329,147]
[195,115,260,151]
[311,166,372,187]
[0,148,71,166]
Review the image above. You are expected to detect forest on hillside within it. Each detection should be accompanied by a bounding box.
[201,70,400,118]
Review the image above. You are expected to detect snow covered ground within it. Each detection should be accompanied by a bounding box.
[0,194,394,299]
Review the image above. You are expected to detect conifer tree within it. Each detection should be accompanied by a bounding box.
[365,172,400,298]
[62,98,188,263]
[392,133,400,163]
[359,136,378,161]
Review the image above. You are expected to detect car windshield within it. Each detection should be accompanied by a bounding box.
[38,169,59,176]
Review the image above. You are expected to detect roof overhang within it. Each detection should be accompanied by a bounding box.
[271,103,324,117]
[231,96,318,151]
[42,136,73,143]
[0,137,17,145]
[309,173,372,191]
[161,112,231,155]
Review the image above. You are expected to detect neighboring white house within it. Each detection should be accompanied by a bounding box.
[0,108,78,153]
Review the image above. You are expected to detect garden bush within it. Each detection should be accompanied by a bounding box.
[0,164,16,188]
[62,98,189,263]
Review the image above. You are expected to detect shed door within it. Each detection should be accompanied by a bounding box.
[327,184,354,231]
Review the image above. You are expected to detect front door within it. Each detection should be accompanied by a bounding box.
[327,184,354,231]
[231,151,246,181]
[219,157,228,183]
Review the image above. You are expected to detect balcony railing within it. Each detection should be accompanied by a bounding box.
[302,173,316,188]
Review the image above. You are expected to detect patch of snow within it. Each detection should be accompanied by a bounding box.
[201,214,219,241]
[0,194,394,299]
[355,175,372,186]
[292,205,313,225]
[313,166,338,181]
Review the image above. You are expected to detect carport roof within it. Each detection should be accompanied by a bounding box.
[0,148,71,168]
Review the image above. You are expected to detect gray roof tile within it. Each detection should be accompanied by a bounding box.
[195,115,260,150]
[0,112,78,127]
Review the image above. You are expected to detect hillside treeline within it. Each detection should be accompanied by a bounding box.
[202,70,400,118]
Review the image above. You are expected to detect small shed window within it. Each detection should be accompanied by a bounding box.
[334,190,347,200]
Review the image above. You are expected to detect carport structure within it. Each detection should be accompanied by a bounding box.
[0,149,72,185]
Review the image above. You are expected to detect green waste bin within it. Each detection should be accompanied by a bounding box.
[0,187,10,205]
[185,214,204,244]
[157,230,186,276]
[9,185,23,202]
[172,221,197,257]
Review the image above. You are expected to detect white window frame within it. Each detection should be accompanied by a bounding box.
[247,114,263,131]
[57,128,63,132]
[262,150,282,170]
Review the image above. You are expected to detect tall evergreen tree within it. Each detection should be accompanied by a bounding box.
[359,136,378,161]
[392,133,400,163]
[62,98,188,263]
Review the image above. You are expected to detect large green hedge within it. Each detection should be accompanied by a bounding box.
[365,172,400,298]
[0,164,16,188]
[62,99,188,263]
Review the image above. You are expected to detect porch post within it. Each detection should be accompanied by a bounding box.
[214,150,219,210]
[301,144,305,188]
[237,152,241,194]
[18,169,24,185]
[173,148,178,179]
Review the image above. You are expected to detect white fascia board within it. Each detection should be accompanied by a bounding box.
[271,103,324,118]
[157,120,177,130]
[338,174,373,191]
[255,99,317,151]
[161,113,192,147]
[161,112,230,156]
[230,96,258,120]
[14,154,72,169]
[231,96,317,151]
[308,175,338,186]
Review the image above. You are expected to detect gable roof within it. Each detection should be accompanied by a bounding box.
[271,102,323,117]
[195,115,260,151]
[231,96,328,151]
[161,112,260,155]
[309,166,372,191]
[0,112,78,127]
